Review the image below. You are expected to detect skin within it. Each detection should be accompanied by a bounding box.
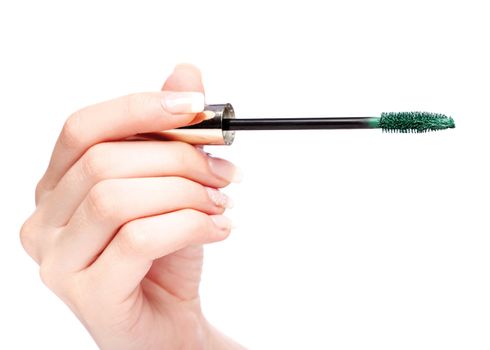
[20,64,246,350]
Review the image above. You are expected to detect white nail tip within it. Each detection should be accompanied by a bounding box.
[162,92,204,113]
[206,188,233,208]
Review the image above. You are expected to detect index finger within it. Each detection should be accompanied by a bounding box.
[37,90,205,203]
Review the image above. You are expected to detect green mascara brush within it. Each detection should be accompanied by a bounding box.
[136,103,455,145]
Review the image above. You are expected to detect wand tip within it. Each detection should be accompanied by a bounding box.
[379,112,455,133]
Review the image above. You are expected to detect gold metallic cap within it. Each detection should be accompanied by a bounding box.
[131,103,235,145]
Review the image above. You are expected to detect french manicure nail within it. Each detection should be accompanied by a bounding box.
[211,215,233,230]
[206,187,234,208]
[207,156,243,183]
[161,91,204,113]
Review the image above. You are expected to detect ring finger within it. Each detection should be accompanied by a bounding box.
[47,176,233,272]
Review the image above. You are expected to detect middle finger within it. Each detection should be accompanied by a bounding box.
[37,141,239,227]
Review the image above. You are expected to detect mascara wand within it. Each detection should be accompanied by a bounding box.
[137,103,455,145]
[222,112,455,132]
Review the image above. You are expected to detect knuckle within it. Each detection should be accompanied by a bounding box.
[117,221,148,256]
[60,111,84,149]
[81,144,109,182]
[87,181,120,220]
[19,219,37,257]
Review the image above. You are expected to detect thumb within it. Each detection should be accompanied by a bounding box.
[162,63,205,93]
[163,64,208,124]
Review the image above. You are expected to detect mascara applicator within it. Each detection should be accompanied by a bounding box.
[136,103,455,145]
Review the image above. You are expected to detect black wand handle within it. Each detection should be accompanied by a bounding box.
[222,117,375,131]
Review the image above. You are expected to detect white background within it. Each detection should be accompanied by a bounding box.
[1,0,489,349]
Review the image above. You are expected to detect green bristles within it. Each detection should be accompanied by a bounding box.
[377,112,455,133]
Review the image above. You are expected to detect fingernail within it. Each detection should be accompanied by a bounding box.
[207,156,243,183]
[211,215,233,230]
[161,91,204,113]
[205,187,234,208]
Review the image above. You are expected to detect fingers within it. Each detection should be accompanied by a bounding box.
[82,209,232,302]
[36,64,205,203]
[36,91,204,202]
[38,141,240,227]
[52,177,233,272]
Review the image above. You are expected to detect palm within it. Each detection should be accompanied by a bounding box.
[110,245,205,349]
[146,244,204,301]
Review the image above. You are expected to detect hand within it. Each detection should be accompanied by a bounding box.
[20,64,245,349]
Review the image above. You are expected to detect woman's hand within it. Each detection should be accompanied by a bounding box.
[20,64,245,349]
